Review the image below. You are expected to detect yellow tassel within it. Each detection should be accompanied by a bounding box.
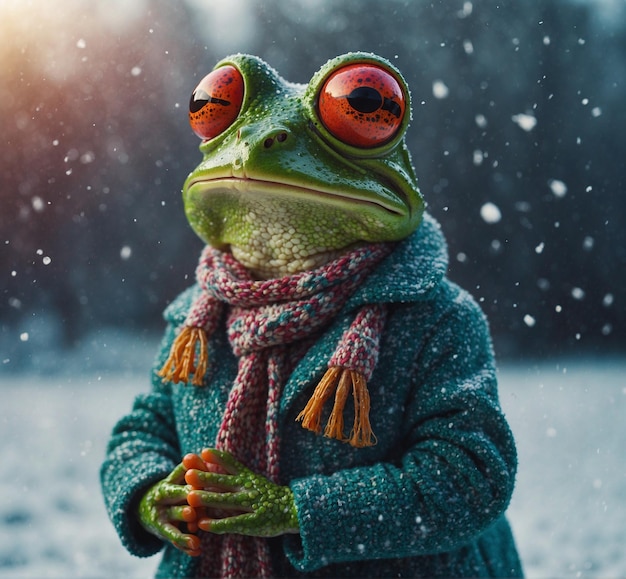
[158,326,208,386]
[296,366,377,447]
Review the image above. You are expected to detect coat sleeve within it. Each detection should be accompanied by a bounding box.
[99,322,182,558]
[284,285,518,571]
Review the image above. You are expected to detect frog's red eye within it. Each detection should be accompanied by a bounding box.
[189,65,244,140]
[317,63,406,148]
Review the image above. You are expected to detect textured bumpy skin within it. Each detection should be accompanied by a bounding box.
[137,463,201,557]
[182,52,424,279]
[185,449,300,537]
[100,215,523,577]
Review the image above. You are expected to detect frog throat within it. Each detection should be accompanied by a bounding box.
[183,53,425,272]
[184,176,404,278]
[158,242,394,448]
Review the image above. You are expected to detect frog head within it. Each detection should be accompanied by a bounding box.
[183,52,424,278]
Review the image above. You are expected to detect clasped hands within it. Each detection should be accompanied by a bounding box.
[138,448,299,557]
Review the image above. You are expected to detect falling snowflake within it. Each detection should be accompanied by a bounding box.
[432,80,449,99]
[480,202,502,224]
[548,179,568,198]
[458,1,473,17]
[475,114,488,128]
[524,314,536,327]
[512,113,537,131]
[32,197,45,212]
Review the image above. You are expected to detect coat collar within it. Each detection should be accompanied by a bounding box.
[280,213,449,420]
[163,213,449,421]
[164,213,447,326]
[347,212,448,307]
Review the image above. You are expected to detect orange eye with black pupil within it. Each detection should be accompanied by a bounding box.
[189,65,244,140]
[317,63,406,148]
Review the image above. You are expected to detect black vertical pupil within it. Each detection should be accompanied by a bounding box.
[346,86,383,113]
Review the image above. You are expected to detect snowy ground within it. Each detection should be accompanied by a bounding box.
[0,355,624,578]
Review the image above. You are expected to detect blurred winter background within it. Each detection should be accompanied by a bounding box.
[1,0,624,577]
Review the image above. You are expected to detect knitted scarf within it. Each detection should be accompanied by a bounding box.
[158,243,392,578]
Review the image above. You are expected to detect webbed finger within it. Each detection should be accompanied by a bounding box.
[153,517,200,555]
[182,453,209,473]
[187,488,255,510]
[153,481,190,505]
[200,448,242,475]
[197,511,257,534]
[184,469,241,491]
[174,531,202,557]
[183,535,202,557]
[167,504,197,523]
[164,462,188,484]
[187,488,259,516]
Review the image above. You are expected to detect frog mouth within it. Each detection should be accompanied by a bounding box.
[185,176,405,215]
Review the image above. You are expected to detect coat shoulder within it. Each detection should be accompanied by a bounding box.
[162,285,201,325]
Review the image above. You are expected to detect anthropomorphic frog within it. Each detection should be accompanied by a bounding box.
[101,53,523,578]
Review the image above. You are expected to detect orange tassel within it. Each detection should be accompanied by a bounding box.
[296,366,377,447]
[295,366,341,434]
[158,326,208,386]
[349,371,376,448]
[323,369,352,441]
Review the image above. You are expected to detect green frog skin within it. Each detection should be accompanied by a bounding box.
[183,52,423,279]
[139,53,425,555]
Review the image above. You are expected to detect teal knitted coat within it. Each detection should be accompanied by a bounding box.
[101,214,523,578]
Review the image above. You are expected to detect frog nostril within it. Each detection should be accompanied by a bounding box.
[263,131,289,148]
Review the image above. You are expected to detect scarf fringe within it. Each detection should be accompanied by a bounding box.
[157,326,208,386]
[296,366,376,448]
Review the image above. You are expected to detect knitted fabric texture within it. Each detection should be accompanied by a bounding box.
[101,216,524,578]
[158,243,392,578]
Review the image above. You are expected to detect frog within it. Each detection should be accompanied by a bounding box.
[182,52,424,279]
[137,51,424,558]
[103,51,521,579]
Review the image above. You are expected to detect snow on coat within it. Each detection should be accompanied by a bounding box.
[100,213,523,577]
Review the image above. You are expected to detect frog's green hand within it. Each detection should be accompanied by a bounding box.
[184,449,299,538]
[137,463,202,557]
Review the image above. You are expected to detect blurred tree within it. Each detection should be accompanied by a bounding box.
[1,0,624,371]
[1,0,205,349]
